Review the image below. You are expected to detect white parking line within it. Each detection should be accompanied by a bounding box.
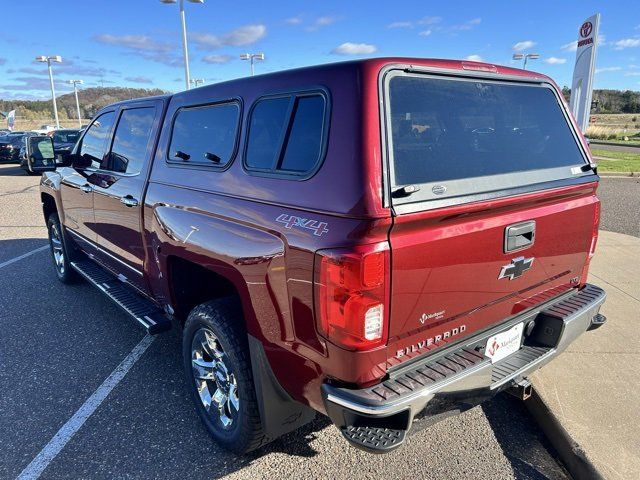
[16,335,155,480]
[0,245,49,269]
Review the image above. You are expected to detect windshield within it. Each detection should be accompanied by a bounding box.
[53,131,80,143]
[388,75,586,187]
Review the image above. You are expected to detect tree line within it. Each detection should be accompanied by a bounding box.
[561,87,640,114]
[0,87,166,122]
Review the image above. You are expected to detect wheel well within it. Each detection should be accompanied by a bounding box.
[41,193,56,222]
[167,256,240,322]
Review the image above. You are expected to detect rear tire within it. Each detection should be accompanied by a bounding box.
[182,298,268,454]
[47,213,78,284]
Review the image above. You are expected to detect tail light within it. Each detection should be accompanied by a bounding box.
[314,243,390,351]
[580,199,600,284]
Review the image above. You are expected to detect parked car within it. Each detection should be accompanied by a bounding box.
[31,124,56,135]
[0,131,39,163]
[51,129,82,162]
[38,58,606,455]
[0,129,10,137]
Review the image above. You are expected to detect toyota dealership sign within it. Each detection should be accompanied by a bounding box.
[569,13,600,132]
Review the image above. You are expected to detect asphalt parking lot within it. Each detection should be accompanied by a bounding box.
[7,163,629,479]
[597,176,640,238]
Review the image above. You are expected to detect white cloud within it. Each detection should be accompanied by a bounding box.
[220,24,266,46]
[285,15,303,25]
[317,16,337,26]
[93,34,183,67]
[202,54,232,64]
[419,16,442,25]
[418,30,432,37]
[613,38,640,50]
[465,54,484,62]
[595,66,622,74]
[454,18,482,31]
[388,21,413,29]
[94,34,174,52]
[306,15,340,31]
[624,72,640,76]
[190,24,266,49]
[544,57,567,65]
[512,40,536,52]
[331,42,377,55]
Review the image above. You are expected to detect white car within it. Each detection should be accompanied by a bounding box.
[31,124,56,135]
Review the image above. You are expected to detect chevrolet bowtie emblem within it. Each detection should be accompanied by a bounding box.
[498,256,534,280]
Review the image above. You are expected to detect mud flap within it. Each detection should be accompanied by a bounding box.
[247,335,316,441]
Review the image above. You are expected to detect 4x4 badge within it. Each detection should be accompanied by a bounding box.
[498,256,534,280]
[276,214,329,236]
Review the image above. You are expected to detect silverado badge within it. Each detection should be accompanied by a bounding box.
[498,256,534,280]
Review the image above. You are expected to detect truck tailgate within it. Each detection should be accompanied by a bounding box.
[387,181,599,366]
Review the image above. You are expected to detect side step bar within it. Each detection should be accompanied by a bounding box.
[70,260,172,335]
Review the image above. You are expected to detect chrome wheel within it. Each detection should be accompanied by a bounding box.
[191,328,239,430]
[49,223,65,275]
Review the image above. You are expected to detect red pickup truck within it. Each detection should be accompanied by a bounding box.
[36,58,606,454]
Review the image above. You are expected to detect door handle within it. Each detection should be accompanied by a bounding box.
[80,184,92,194]
[120,195,139,207]
[504,221,535,253]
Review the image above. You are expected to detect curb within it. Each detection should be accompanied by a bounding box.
[525,389,604,480]
[598,172,638,178]
[589,141,640,149]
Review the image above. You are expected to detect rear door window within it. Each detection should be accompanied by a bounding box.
[387,74,588,198]
[106,107,156,174]
[168,102,239,167]
[245,92,327,176]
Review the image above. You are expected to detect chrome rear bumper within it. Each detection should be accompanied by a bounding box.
[322,284,606,452]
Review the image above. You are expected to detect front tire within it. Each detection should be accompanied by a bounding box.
[183,298,267,454]
[47,213,78,284]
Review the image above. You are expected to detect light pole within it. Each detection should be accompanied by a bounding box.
[160,0,204,91]
[190,78,205,87]
[36,55,62,128]
[68,79,84,128]
[513,53,540,70]
[240,53,264,76]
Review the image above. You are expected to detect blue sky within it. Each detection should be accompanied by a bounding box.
[1,0,639,99]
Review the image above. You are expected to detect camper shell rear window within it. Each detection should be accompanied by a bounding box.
[384,72,591,205]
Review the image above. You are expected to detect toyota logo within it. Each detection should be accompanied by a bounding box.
[580,21,593,38]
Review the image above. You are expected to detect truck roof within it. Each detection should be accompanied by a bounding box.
[179,56,553,93]
[105,57,555,111]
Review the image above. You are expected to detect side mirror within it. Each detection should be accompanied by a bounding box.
[27,136,57,173]
[70,153,92,169]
